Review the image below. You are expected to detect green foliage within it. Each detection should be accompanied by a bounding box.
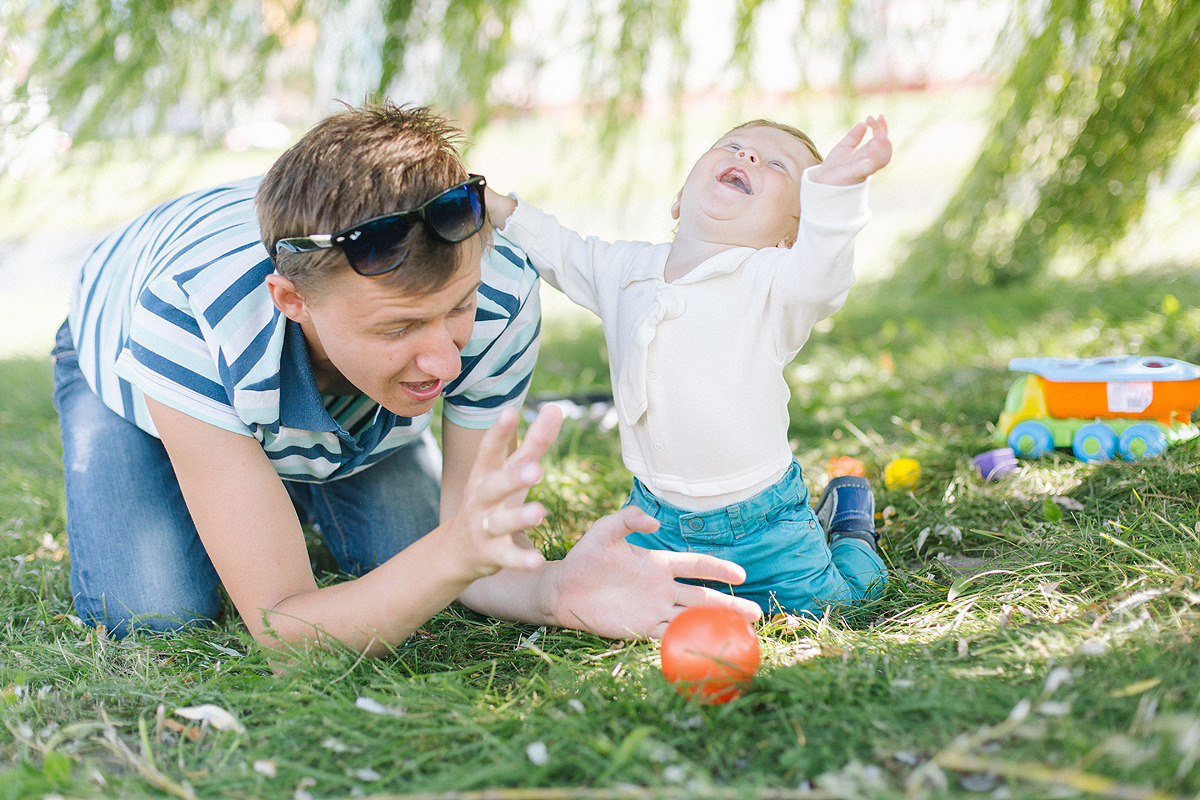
[5,0,292,144]
[379,0,524,125]
[904,0,1200,288]
[2,0,869,151]
[10,1,1199,288]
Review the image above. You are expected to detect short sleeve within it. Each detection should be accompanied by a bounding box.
[441,232,542,429]
[114,268,259,436]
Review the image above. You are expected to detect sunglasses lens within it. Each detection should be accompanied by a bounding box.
[341,217,415,276]
[426,183,485,242]
[334,178,485,276]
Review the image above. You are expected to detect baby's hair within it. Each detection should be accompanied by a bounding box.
[726,119,823,163]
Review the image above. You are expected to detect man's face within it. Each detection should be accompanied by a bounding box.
[675,125,818,249]
[290,239,484,418]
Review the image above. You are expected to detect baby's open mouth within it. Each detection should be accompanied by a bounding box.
[719,168,751,194]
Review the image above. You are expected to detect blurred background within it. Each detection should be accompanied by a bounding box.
[2,0,1198,359]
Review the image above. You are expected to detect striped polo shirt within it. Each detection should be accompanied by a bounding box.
[68,176,541,482]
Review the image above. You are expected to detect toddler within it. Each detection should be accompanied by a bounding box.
[487,116,892,618]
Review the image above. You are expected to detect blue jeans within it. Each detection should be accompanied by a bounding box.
[624,461,887,618]
[51,321,441,638]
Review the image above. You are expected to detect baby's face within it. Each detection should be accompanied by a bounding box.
[674,125,819,249]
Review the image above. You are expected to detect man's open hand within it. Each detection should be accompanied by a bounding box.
[547,506,763,639]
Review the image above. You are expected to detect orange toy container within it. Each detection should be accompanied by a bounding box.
[1008,356,1200,427]
[1039,375,1200,425]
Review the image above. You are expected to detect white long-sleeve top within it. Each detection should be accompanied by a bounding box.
[500,171,872,510]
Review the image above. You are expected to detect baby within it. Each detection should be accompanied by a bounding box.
[487,116,891,618]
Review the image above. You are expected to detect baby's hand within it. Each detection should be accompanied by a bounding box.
[809,115,891,186]
[484,186,518,228]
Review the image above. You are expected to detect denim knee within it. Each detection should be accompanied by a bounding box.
[54,320,224,638]
[73,589,222,638]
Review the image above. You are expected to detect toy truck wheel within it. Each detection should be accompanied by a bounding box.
[1072,422,1118,462]
[1008,420,1054,458]
[1118,422,1167,461]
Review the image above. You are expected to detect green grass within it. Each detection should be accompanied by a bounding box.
[3,266,1200,800]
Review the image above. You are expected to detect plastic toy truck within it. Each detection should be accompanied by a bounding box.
[996,355,1200,463]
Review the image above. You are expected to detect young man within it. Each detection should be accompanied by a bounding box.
[53,102,761,656]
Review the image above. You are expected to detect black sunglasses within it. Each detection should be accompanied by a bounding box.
[274,174,487,276]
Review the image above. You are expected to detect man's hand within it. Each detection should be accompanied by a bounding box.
[449,404,563,578]
[809,115,892,186]
[546,506,763,639]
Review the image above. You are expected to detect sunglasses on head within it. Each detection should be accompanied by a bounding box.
[274,174,487,276]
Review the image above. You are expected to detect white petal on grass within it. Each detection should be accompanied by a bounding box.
[322,736,349,753]
[295,776,316,800]
[354,767,382,782]
[1112,588,1167,616]
[516,626,545,650]
[355,696,404,717]
[1043,666,1073,695]
[253,760,277,777]
[915,524,963,553]
[209,643,244,658]
[1050,495,1084,511]
[174,704,245,733]
[1037,701,1072,716]
[1007,698,1033,724]
[526,741,550,766]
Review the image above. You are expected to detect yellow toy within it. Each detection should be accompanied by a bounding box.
[884,457,921,489]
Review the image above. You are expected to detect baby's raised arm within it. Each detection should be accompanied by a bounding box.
[809,115,892,187]
[485,187,518,228]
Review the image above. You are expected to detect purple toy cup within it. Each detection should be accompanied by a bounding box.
[974,447,1017,481]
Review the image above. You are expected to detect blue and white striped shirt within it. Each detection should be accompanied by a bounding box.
[69,177,541,482]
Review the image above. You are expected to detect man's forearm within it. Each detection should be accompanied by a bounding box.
[456,558,560,627]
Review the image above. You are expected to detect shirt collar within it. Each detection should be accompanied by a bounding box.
[278,319,340,433]
[618,246,754,288]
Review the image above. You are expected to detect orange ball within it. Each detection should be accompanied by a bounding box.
[660,606,760,704]
[828,456,866,477]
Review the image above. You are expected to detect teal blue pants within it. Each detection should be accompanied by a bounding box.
[624,461,887,618]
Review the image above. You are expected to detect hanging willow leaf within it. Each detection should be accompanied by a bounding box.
[903,0,1200,289]
[4,0,1197,289]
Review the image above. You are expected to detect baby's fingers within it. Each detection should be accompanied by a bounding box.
[825,120,869,163]
[863,115,892,170]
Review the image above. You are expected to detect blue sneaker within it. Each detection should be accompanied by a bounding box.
[814,475,878,549]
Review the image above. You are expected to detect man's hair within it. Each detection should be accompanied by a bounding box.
[257,101,479,295]
[725,119,823,164]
